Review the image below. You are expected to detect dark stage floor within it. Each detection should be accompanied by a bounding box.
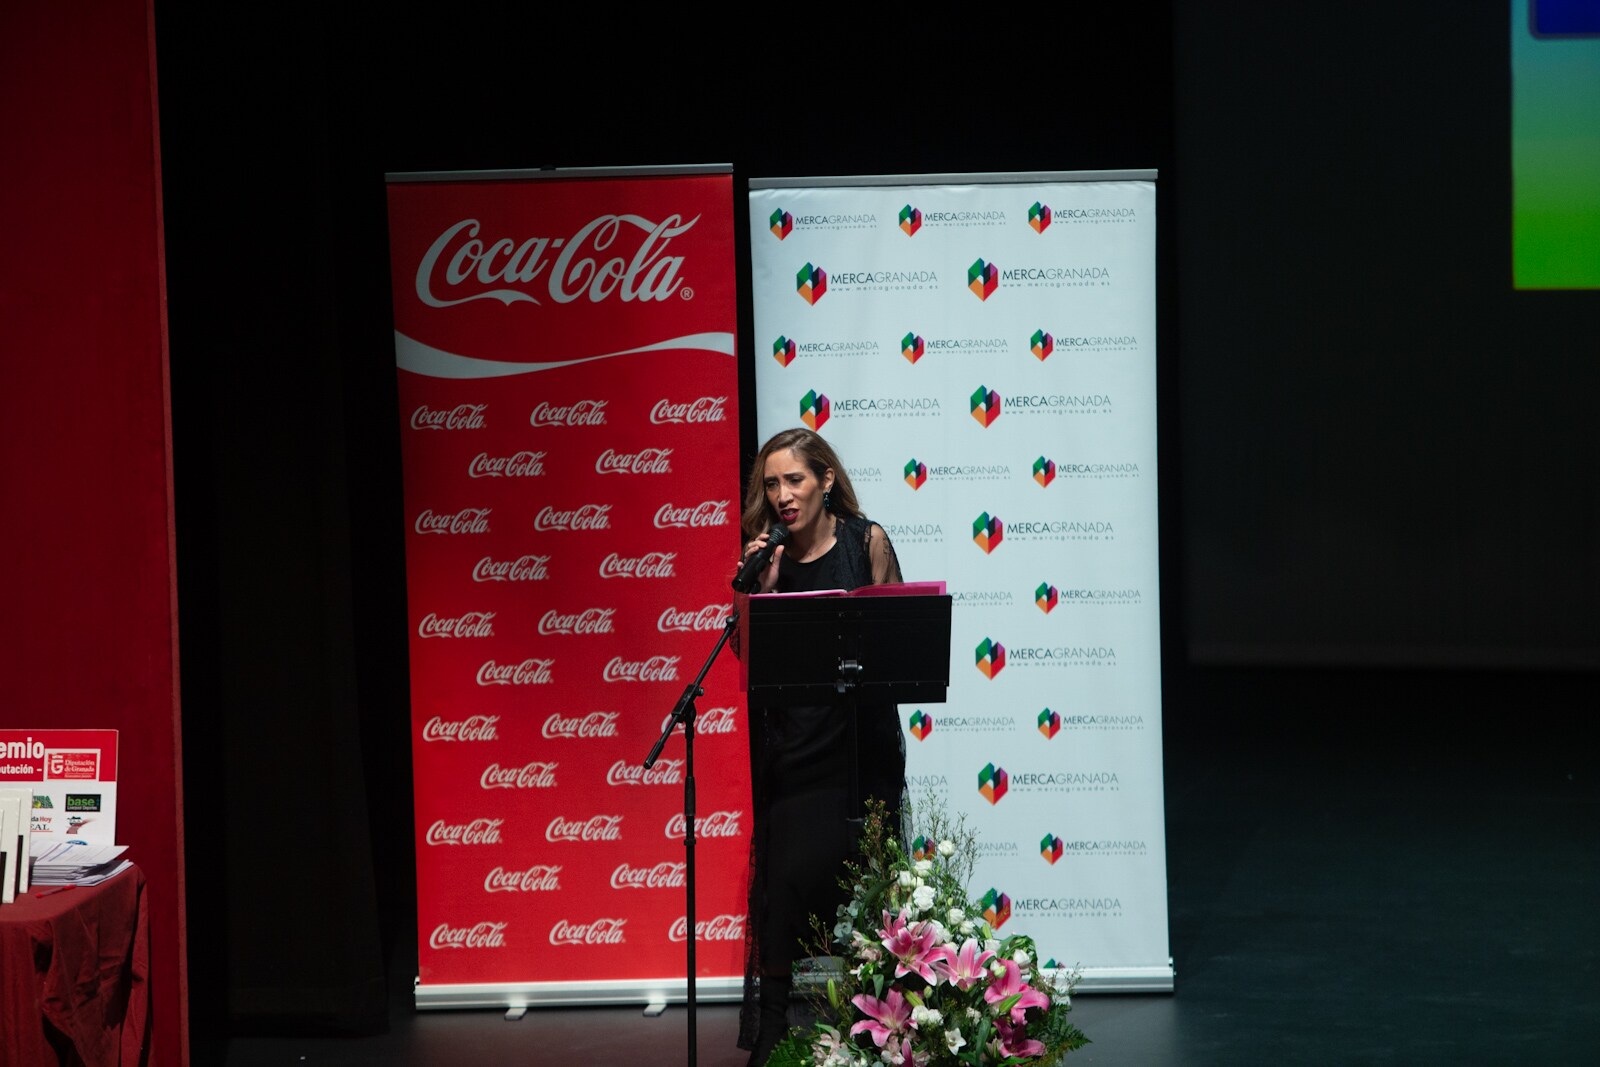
[211,669,1599,1065]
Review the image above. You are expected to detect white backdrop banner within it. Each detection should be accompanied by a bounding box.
[748,172,1171,991]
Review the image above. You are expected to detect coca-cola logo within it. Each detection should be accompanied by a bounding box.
[485,865,562,893]
[668,914,746,943]
[546,814,624,842]
[415,214,698,308]
[657,604,729,633]
[603,655,680,683]
[419,611,496,639]
[468,450,546,478]
[542,711,620,739]
[481,761,558,789]
[534,504,611,531]
[477,659,554,686]
[425,818,503,846]
[649,396,727,425]
[610,861,687,890]
[529,399,608,427]
[422,715,500,742]
[472,554,549,582]
[659,705,739,736]
[415,507,491,535]
[430,921,507,949]
[595,447,673,475]
[606,758,683,786]
[548,918,627,946]
[653,501,730,529]
[537,608,616,636]
[411,403,486,430]
[665,810,743,839]
[598,551,676,579]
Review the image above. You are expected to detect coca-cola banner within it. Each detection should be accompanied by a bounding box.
[749,173,1172,992]
[386,167,745,1006]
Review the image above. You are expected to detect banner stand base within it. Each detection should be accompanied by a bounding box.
[414,975,745,1011]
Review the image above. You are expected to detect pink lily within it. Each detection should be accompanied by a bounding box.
[878,908,945,984]
[932,937,995,990]
[993,1017,1046,1059]
[881,1033,930,1066]
[983,958,1051,1022]
[850,987,912,1048]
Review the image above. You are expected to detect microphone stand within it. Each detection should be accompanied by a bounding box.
[642,603,741,1067]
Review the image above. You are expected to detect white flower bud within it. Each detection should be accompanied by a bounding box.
[938,840,956,856]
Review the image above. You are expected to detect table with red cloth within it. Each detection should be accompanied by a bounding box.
[0,864,150,1067]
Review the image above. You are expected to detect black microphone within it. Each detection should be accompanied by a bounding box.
[731,523,791,592]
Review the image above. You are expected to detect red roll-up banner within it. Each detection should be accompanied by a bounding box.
[385,167,746,1005]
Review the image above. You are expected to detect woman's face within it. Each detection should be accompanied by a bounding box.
[763,447,834,535]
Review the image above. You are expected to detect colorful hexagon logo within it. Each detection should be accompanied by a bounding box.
[978,762,1009,805]
[799,389,830,430]
[772,335,797,368]
[967,258,999,300]
[796,262,827,305]
[972,512,1004,554]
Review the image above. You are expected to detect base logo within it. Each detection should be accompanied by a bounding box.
[967,258,999,300]
[969,385,1001,427]
[975,637,1006,678]
[1038,708,1061,739]
[1028,202,1052,233]
[980,887,1011,929]
[972,512,1003,553]
[908,710,933,740]
[800,389,830,429]
[773,336,797,367]
[978,762,1008,804]
[796,262,827,304]
[770,209,793,240]
[1031,329,1054,360]
[899,204,922,236]
[1033,456,1056,487]
[901,332,925,363]
[1041,834,1063,864]
[1035,583,1058,613]
[904,458,927,489]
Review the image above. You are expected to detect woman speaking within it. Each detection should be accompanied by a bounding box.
[732,427,907,1066]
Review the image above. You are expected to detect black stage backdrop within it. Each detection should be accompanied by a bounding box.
[152,3,1595,1055]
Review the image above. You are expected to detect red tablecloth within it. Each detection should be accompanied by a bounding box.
[0,864,150,1067]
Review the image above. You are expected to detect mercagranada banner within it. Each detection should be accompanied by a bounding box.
[749,172,1172,991]
[387,166,745,1007]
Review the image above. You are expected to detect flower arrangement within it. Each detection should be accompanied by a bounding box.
[764,796,1089,1066]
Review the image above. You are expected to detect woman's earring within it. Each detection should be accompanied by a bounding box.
[822,489,832,512]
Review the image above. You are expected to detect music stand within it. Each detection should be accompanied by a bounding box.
[744,589,952,814]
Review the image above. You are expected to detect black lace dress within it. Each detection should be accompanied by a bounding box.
[738,513,906,1050]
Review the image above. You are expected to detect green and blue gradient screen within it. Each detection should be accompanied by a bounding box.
[1512,0,1600,288]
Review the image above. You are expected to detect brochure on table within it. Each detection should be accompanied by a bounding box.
[0,729,119,845]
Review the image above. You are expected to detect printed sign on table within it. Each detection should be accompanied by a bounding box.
[0,729,119,844]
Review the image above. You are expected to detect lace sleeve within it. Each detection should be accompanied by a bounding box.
[865,521,902,585]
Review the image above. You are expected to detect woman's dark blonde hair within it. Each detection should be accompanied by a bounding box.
[740,427,862,540]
